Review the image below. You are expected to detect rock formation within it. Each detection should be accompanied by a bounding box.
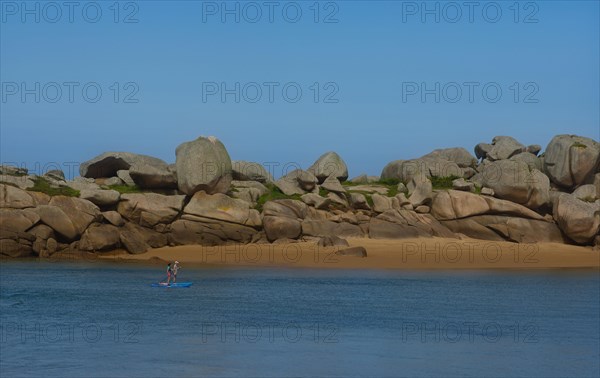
[1,133,599,258]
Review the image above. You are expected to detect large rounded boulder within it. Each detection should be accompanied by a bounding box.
[553,194,600,244]
[232,161,273,183]
[421,147,477,168]
[480,160,550,209]
[381,158,462,183]
[307,151,349,183]
[543,135,600,189]
[175,136,232,195]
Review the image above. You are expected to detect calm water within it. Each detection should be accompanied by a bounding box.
[0,261,598,377]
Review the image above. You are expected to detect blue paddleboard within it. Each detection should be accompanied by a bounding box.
[150,282,192,288]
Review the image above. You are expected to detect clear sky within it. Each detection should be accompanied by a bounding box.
[1,0,599,179]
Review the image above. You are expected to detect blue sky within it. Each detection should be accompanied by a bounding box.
[1,0,599,179]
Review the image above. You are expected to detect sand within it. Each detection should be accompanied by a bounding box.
[98,238,600,270]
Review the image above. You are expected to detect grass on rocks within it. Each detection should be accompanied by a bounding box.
[108,184,143,194]
[255,184,302,211]
[28,177,80,197]
[430,175,461,190]
[343,178,401,198]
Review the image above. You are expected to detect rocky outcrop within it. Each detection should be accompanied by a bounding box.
[169,219,257,246]
[510,152,542,171]
[442,215,564,243]
[0,208,39,233]
[479,160,549,209]
[232,161,273,183]
[182,191,261,228]
[79,224,121,251]
[421,147,477,168]
[301,220,363,238]
[543,135,600,189]
[118,193,185,227]
[0,175,34,189]
[117,170,136,186]
[102,211,125,226]
[33,205,78,240]
[0,184,36,209]
[486,136,525,161]
[79,189,120,207]
[369,210,454,239]
[431,190,545,221]
[274,170,318,196]
[48,196,101,236]
[2,133,600,259]
[408,177,433,207]
[349,174,379,184]
[381,157,463,183]
[230,180,269,205]
[0,230,35,257]
[553,194,600,244]
[80,152,169,179]
[262,200,307,242]
[572,185,597,202]
[175,136,232,195]
[307,152,349,183]
[129,163,177,189]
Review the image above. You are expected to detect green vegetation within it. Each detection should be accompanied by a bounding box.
[364,193,374,207]
[376,178,400,186]
[431,175,461,190]
[255,184,302,211]
[343,178,402,198]
[28,177,80,197]
[319,187,329,197]
[572,142,587,149]
[108,184,143,194]
[386,186,399,198]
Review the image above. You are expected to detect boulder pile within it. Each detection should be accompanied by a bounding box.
[1,134,599,258]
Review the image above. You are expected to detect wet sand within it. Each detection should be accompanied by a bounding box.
[98,238,600,270]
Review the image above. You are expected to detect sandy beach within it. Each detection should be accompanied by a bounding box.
[97,238,600,270]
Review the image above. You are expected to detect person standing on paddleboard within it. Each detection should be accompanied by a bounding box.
[172,261,180,283]
[165,263,173,285]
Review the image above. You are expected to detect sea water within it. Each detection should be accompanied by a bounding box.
[1,261,598,377]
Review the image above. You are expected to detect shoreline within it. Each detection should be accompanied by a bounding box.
[88,238,600,270]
